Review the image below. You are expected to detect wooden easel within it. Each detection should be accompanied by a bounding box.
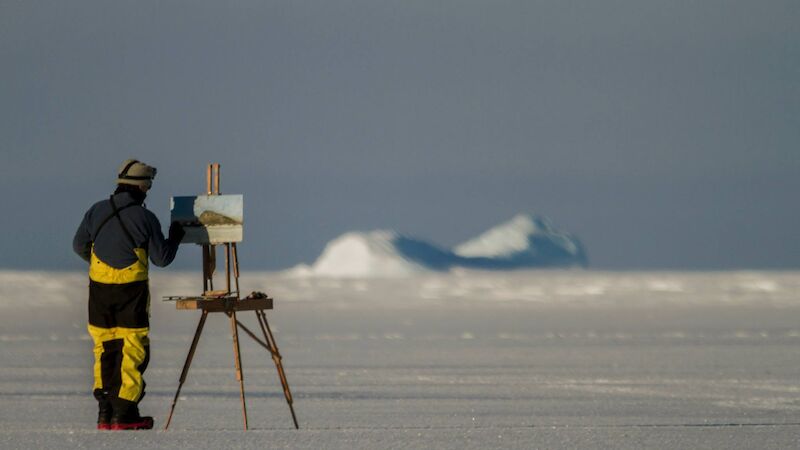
[164,163,298,430]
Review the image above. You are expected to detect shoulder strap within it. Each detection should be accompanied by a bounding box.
[93,196,139,248]
[109,195,138,249]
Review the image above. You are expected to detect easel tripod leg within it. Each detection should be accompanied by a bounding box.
[229,310,249,430]
[165,309,209,430]
[257,310,299,429]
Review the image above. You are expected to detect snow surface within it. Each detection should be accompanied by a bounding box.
[2,270,800,449]
[290,214,586,278]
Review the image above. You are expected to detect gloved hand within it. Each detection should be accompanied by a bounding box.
[168,221,186,243]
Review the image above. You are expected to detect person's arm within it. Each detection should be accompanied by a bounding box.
[145,210,183,267]
[72,210,93,263]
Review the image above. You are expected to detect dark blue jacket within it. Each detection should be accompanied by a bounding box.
[73,191,179,269]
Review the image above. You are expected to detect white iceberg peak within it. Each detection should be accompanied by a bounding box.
[308,230,427,278]
[455,214,558,258]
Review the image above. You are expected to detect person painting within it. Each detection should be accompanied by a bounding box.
[73,159,184,430]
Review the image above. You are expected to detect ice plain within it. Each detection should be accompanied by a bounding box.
[1,269,800,449]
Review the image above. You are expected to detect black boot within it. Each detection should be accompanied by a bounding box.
[94,389,113,430]
[110,398,153,430]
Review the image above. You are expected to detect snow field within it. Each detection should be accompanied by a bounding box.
[1,270,799,449]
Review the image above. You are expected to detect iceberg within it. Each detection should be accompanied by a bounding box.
[291,214,587,277]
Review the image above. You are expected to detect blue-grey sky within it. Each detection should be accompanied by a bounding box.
[2,0,799,270]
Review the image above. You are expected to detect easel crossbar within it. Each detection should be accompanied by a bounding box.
[175,296,273,312]
[231,316,276,357]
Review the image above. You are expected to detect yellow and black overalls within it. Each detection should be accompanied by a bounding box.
[73,190,179,415]
[87,245,151,409]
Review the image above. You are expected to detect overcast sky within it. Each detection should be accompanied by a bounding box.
[1,0,798,271]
